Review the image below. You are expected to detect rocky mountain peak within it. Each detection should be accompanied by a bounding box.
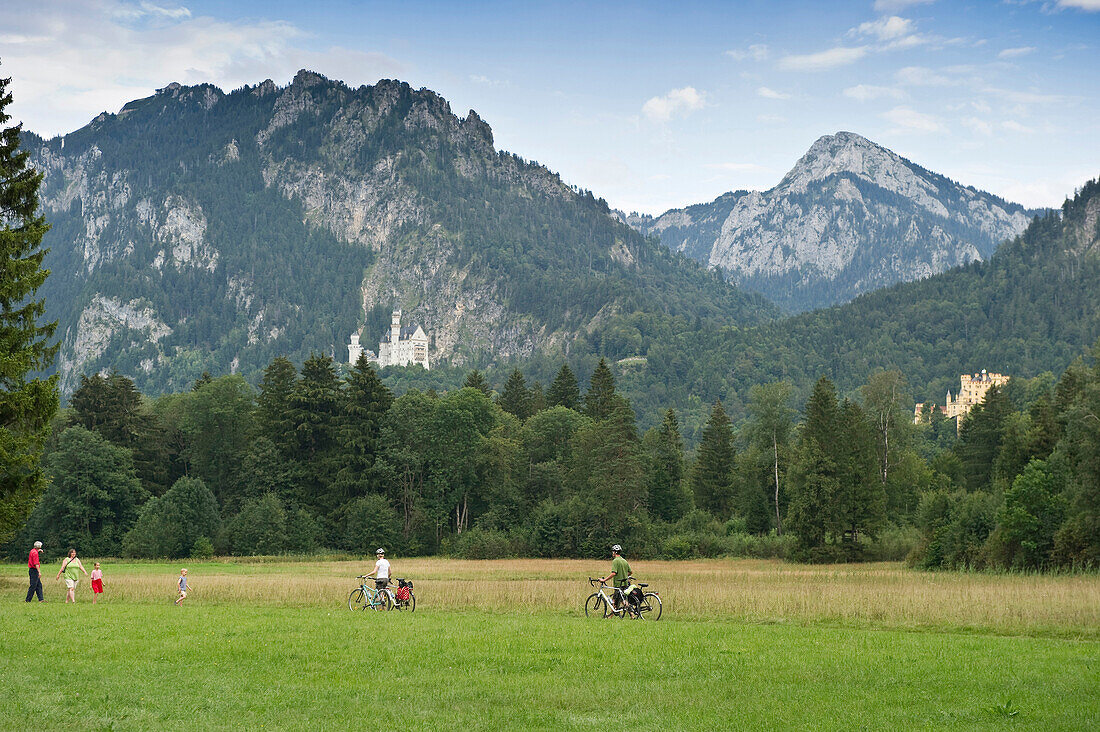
[778,131,928,198]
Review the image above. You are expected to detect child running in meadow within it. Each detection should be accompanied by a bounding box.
[175,568,188,606]
[90,563,104,604]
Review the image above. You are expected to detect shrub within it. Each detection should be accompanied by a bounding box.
[191,536,215,559]
[447,528,513,559]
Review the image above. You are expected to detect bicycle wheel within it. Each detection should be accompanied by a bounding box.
[347,587,365,611]
[584,593,604,618]
[377,591,393,611]
[638,592,662,620]
[405,591,415,612]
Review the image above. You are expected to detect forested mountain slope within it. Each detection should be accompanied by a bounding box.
[593,178,1099,423]
[627,132,1034,312]
[29,70,776,396]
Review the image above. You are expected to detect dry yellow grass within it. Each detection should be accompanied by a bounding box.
[5,557,1098,637]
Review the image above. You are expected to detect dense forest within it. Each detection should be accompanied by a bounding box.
[7,338,1099,569]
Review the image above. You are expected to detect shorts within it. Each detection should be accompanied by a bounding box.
[65,578,78,590]
[375,579,389,590]
[178,590,188,598]
[91,579,103,594]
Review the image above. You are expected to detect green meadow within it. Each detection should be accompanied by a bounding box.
[1,559,1098,730]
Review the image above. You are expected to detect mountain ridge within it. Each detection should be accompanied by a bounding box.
[626,131,1037,312]
[28,70,777,396]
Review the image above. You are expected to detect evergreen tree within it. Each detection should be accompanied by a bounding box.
[333,355,393,501]
[181,375,256,508]
[497,368,532,420]
[529,381,546,415]
[643,408,692,522]
[569,394,646,531]
[833,398,885,556]
[463,369,492,398]
[787,377,842,558]
[546,363,580,409]
[955,385,1012,491]
[289,354,342,517]
[584,358,617,421]
[0,74,58,544]
[256,356,298,457]
[690,399,736,518]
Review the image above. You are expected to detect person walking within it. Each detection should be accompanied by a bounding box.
[55,548,89,603]
[90,563,104,604]
[26,541,45,602]
[597,544,632,611]
[175,568,189,606]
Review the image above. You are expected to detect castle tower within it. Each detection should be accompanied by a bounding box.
[348,332,362,364]
[391,309,402,351]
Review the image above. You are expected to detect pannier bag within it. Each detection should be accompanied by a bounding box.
[628,586,644,605]
[396,586,411,602]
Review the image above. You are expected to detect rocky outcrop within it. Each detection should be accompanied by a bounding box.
[634,132,1034,311]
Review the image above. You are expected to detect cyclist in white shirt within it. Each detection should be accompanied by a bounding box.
[367,548,390,590]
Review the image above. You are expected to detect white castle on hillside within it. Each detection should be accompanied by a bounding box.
[348,309,430,370]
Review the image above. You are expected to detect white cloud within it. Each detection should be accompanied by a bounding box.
[853,16,914,41]
[757,114,786,123]
[873,0,935,11]
[756,86,790,100]
[998,46,1036,58]
[0,0,406,137]
[1056,0,1100,11]
[1002,120,1035,133]
[642,87,706,122]
[895,65,958,86]
[962,117,993,136]
[843,84,905,101]
[777,46,867,71]
[725,44,769,61]
[882,106,946,133]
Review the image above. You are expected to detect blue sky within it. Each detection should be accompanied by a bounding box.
[2,0,1098,213]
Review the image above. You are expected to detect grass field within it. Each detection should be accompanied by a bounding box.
[2,558,1098,730]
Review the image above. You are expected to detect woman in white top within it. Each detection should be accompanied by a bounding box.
[367,548,391,590]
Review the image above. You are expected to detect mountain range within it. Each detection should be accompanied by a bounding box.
[28,70,773,395]
[624,131,1036,312]
[24,71,1098,425]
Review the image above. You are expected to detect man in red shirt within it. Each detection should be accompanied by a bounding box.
[26,541,44,602]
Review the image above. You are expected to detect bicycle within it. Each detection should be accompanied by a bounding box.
[584,577,661,620]
[347,576,416,612]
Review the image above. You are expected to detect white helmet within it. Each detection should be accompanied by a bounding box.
[376,548,385,555]
[611,544,622,553]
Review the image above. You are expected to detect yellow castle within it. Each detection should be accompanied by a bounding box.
[914,370,1010,427]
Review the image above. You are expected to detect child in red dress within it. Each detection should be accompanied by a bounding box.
[90,562,104,603]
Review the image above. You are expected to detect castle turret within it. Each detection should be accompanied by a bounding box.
[348,332,362,364]
[391,309,402,347]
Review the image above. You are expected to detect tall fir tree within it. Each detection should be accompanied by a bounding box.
[497,368,532,420]
[584,358,616,421]
[463,369,492,398]
[289,353,343,517]
[643,408,692,522]
[333,354,394,500]
[787,377,842,558]
[0,74,58,543]
[546,363,580,410]
[256,356,298,458]
[955,385,1012,491]
[690,399,736,518]
[832,398,886,556]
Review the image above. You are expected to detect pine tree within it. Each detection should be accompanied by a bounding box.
[463,369,492,398]
[497,368,532,420]
[955,385,1012,491]
[256,356,298,457]
[546,363,580,409]
[529,382,546,414]
[690,399,736,518]
[0,74,58,543]
[289,354,342,516]
[787,377,842,558]
[644,408,692,521]
[333,354,393,500]
[584,358,616,421]
[833,398,885,556]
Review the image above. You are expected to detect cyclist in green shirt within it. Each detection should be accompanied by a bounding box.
[597,545,631,609]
